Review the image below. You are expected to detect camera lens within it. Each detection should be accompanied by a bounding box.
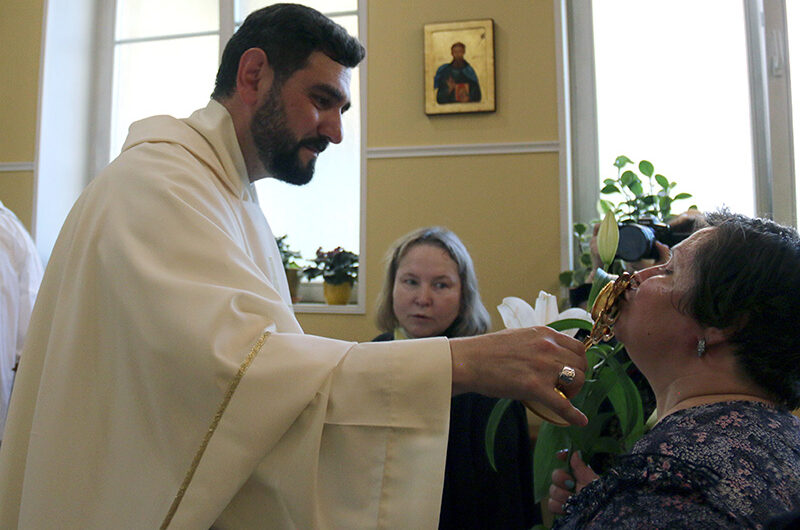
[617,224,656,261]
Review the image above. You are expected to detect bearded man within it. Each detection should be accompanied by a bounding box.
[0,4,588,528]
[434,42,482,104]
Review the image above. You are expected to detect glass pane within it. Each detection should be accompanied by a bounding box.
[237,0,357,24]
[115,0,218,40]
[593,0,755,218]
[788,1,800,225]
[110,36,219,159]
[255,15,361,261]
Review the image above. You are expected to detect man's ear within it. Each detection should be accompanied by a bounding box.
[236,48,273,107]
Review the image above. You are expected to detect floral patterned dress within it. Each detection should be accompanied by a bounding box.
[553,401,800,529]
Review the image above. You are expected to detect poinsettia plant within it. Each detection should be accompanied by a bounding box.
[303,246,359,285]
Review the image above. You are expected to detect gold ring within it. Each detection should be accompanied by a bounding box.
[558,365,576,385]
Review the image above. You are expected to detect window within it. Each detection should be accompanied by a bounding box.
[111,0,219,159]
[563,0,797,264]
[788,1,800,223]
[246,3,363,308]
[106,0,366,312]
[593,1,754,216]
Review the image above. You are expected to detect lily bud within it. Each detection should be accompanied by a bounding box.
[597,210,619,267]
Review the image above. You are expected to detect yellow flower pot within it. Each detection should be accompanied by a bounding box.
[323,282,352,305]
[285,268,301,303]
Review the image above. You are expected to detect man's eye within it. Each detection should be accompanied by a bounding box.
[313,95,330,108]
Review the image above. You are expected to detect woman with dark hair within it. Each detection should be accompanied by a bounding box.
[549,212,800,528]
[374,227,539,530]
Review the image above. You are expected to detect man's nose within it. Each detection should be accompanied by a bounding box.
[319,110,343,144]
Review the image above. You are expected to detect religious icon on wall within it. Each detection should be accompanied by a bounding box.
[424,19,495,115]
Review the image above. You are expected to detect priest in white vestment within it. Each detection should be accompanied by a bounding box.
[0,5,588,528]
[0,201,43,442]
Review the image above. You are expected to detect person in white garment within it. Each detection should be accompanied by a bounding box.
[0,4,588,528]
[0,201,43,443]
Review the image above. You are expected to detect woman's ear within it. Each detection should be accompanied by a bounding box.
[235,48,274,107]
[704,326,730,348]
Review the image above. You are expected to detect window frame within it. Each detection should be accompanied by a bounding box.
[558,0,796,271]
[94,0,368,314]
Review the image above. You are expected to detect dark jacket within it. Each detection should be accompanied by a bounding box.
[373,331,539,530]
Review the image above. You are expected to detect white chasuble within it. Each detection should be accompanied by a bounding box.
[0,101,451,529]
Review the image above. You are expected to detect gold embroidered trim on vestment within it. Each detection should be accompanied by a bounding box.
[161,330,270,529]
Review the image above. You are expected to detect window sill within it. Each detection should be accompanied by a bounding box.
[292,281,364,314]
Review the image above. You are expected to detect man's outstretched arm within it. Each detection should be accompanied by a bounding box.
[449,327,588,426]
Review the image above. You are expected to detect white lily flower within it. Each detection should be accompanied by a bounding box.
[497,291,591,337]
[534,290,560,327]
[496,296,537,329]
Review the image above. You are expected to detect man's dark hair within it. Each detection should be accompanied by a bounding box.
[211,3,365,100]
[683,211,800,409]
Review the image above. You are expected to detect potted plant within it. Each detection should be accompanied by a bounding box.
[275,235,303,303]
[303,246,358,305]
[560,155,695,308]
[488,216,644,528]
[503,156,697,526]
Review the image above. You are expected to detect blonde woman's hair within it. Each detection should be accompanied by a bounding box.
[375,227,491,338]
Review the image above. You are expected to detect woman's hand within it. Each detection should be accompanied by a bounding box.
[547,450,599,515]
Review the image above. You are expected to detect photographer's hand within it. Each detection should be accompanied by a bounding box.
[590,222,674,276]
[624,240,670,271]
[653,240,671,264]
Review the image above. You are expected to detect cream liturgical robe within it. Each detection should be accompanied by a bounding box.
[0,201,44,440]
[0,101,452,529]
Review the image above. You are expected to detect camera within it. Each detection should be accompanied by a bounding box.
[616,218,692,262]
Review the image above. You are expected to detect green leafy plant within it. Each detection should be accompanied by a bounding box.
[599,155,692,222]
[275,235,303,269]
[560,155,694,290]
[484,316,645,503]
[487,215,646,528]
[530,324,644,505]
[559,223,594,288]
[303,246,359,285]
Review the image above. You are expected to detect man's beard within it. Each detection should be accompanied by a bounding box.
[250,85,329,186]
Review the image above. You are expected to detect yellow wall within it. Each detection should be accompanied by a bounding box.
[0,0,44,231]
[1,0,563,343]
[301,0,562,340]
[366,1,558,146]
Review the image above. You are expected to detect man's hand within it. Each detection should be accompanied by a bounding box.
[449,327,588,426]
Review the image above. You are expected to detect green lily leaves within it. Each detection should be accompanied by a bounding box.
[531,339,644,503]
[484,312,645,510]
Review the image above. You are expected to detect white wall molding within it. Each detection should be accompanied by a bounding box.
[0,162,35,172]
[366,141,559,159]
